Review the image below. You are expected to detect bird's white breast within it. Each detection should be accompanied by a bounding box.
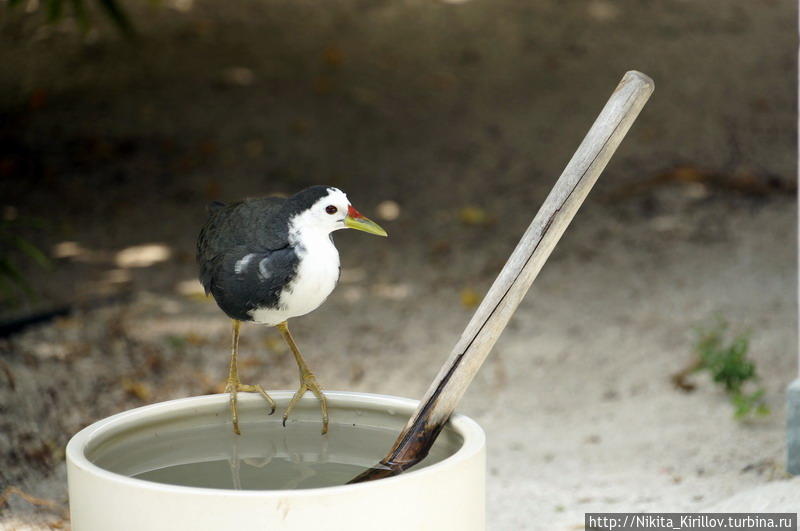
[284,234,340,315]
[250,233,340,325]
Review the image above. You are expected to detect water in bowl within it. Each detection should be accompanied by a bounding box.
[88,408,461,490]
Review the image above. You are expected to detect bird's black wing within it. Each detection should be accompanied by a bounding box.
[197,196,289,296]
[209,246,299,321]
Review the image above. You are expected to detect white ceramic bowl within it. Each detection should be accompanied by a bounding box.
[66,391,485,531]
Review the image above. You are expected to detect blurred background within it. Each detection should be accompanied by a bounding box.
[0,0,796,528]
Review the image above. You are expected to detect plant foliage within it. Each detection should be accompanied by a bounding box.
[693,319,769,419]
[7,0,134,35]
[0,216,52,307]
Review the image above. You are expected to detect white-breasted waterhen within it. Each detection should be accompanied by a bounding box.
[197,185,387,435]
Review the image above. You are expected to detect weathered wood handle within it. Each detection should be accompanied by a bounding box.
[351,71,655,483]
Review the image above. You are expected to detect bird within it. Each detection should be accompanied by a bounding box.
[197,185,387,435]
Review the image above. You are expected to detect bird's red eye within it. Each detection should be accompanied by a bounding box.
[325,205,338,215]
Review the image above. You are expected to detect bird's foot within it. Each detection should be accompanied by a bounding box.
[225,380,276,435]
[282,370,329,435]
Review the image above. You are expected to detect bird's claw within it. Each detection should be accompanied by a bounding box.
[282,372,329,435]
[226,381,276,435]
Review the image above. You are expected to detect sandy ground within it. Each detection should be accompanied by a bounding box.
[0,0,797,529]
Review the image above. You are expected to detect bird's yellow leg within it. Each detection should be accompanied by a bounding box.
[225,319,276,435]
[276,321,329,435]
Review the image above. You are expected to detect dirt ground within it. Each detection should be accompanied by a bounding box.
[0,0,797,529]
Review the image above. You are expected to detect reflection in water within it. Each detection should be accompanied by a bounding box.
[229,436,280,490]
[229,436,241,490]
[90,405,462,491]
[122,421,430,490]
[224,424,341,489]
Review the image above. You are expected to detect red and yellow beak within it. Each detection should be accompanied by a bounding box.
[344,205,388,237]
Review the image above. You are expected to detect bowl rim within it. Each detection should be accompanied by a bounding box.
[66,391,485,497]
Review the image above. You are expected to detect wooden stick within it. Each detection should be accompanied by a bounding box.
[350,71,655,483]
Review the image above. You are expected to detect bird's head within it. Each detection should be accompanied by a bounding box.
[286,186,388,238]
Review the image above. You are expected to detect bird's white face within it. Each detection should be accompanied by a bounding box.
[307,188,352,233]
[290,187,387,238]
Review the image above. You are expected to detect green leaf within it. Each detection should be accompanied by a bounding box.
[0,259,33,297]
[692,319,768,420]
[0,273,19,307]
[12,235,51,269]
[731,389,768,419]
